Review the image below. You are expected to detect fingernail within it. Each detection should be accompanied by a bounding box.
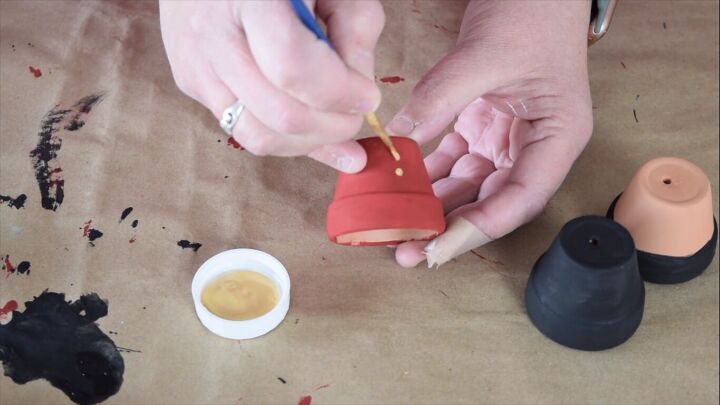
[423,239,437,254]
[352,97,378,114]
[387,115,415,136]
[336,156,354,172]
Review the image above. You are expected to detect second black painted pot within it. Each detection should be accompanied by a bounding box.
[525,216,645,351]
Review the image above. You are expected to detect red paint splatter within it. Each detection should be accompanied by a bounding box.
[380,76,405,84]
[48,178,64,187]
[0,300,18,318]
[28,66,42,78]
[313,384,330,391]
[412,8,421,13]
[81,220,103,244]
[470,250,505,266]
[129,236,137,244]
[227,137,244,150]
[2,255,15,277]
[298,395,312,405]
[82,220,92,237]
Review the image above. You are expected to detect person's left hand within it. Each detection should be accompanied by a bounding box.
[389,1,594,267]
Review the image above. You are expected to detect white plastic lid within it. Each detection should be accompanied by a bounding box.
[191,249,291,340]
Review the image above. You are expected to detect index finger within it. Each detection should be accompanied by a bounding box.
[316,0,385,79]
[238,1,380,114]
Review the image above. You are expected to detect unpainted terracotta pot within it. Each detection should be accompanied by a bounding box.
[327,137,445,246]
[607,157,718,284]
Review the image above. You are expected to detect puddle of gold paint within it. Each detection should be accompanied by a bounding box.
[201,270,279,320]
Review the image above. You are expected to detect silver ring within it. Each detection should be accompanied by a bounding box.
[220,101,245,135]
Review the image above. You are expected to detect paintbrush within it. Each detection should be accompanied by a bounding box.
[288,0,401,161]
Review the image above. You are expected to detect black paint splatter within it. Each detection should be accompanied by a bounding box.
[82,220,103,246]
[64,94,103,132]
[16,261,30,275]
[88,229,103,242]
[29,107,69,210]
[620,61,627,69]
[278,377,287,384]
[0,291,124,404]
[0,194,27,209]
[64,119,85,131]
[633,109,639,123]
[29,93,104,211]
[2,255,30,277]
[177,240,202,252]
[119,207,133,223]
[663,21,667,30]
[131,220,138,228]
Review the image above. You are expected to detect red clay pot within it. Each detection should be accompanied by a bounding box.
[327,136,446,246]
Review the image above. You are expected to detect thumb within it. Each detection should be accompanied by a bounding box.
[386,49,499,145]
[424,216,494,268]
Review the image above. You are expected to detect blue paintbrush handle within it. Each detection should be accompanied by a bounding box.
[289,0,332,46]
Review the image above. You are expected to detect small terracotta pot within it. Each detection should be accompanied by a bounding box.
[525,216,645,351]
[327,136,445,246]
[607,157,718,284]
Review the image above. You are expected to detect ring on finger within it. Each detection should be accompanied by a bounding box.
[219,100,246,135]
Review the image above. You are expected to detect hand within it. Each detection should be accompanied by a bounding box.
[159,0,385,173]
[389,1,594,267]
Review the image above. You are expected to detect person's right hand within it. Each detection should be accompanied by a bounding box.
[159,0,384,173]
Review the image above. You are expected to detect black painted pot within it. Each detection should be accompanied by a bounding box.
[607,194,718,284]
[525,216,645,351]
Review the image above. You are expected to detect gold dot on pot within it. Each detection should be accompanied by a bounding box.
[395,168,404,176]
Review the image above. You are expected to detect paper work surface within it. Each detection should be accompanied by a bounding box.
[1,1,717,404]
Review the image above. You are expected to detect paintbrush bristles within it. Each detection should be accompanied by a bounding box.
[365,112,401,161]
